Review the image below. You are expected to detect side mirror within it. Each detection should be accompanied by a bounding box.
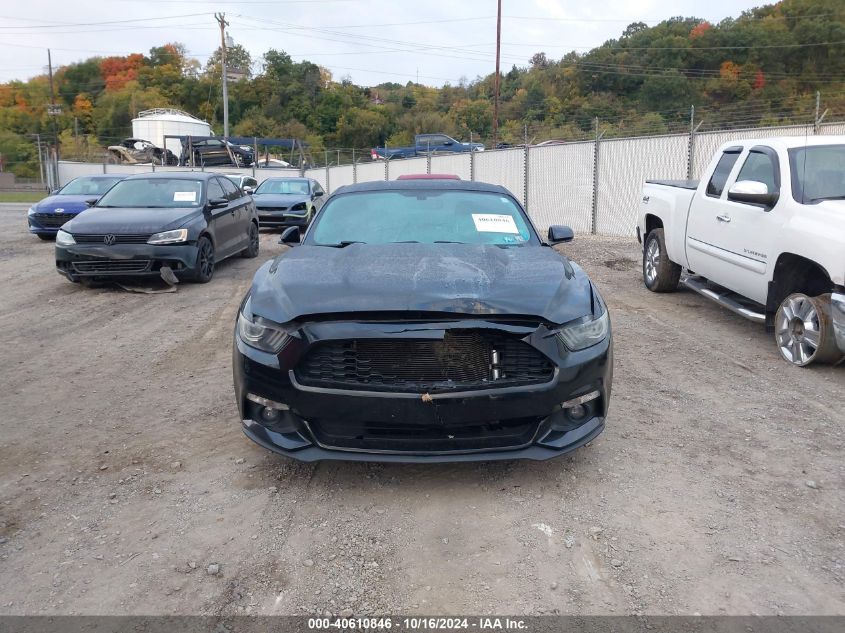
[313,190,324,197]
[85,198,98,207]
[548,225,574,243]
[279,226,300,245]
[243,186,254,194]
[208,197,228,209]
[443,140,453,146]
[727,180,779,207]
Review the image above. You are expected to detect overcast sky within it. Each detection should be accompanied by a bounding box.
[1,0,769,87]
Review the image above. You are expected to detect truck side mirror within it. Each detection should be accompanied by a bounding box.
[548,225,574,243]
[727,180,779,207]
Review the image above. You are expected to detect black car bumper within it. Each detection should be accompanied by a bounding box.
[55,242,200,280]
[257,213,309,229]
[233,319,612,463]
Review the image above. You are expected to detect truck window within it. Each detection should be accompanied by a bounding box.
[736,150,777,194]
[706,150,741,198]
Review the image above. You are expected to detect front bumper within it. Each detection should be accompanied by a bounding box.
[831,292,845,355]
[55,242,200,280]
[233,319,613,463]
[257,212,309,228]
[28,213,78,235]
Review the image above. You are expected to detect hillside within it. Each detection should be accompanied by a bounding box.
[1,0,844,177]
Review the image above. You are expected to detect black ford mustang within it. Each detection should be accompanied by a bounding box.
[233,179,612,462]
[55,172,259,283]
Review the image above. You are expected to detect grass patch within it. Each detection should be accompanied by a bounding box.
[0,191,46,204]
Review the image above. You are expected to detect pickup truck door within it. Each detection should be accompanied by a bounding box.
[687,146,781,304]
[685,147,745,290]
[417,135,449,154]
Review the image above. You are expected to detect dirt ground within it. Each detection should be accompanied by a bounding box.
[0,202,842,617]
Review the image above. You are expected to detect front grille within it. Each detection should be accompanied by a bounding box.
[72,260,152,274]
[295,330,554,392]
[74,234,153,244]
[32,212,75,228]
[256,206,288,212]
[307,415,543,453]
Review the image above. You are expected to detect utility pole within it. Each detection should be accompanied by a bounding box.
[47,49,59,189]
[492,0,502,149]
[215,12,230,138]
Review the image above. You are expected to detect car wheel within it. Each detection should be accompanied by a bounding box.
[241,222,259,258]
[643,228,681,292]
[775,293,842,366]
[37,234,55,241]
[193,236,215,283]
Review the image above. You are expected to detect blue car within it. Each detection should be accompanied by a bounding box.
[27,175,125,240]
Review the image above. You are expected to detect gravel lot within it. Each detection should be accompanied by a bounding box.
[0,202,842,616]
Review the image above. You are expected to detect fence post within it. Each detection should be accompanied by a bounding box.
[469,149,475,181]
[385,157,389,181]
[325,161,330,194]
[591,117,601,235]
[426,151,432,175]
[523,144,530,211]
[353,150,358,184]
[686,105,695,180]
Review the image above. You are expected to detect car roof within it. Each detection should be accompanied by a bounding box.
[73,174,126,180]
[122,171,220,181]
[333,179,510,195]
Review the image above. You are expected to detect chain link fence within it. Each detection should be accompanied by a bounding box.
[57,119,845,237]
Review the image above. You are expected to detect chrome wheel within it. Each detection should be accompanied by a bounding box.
[776,294,823,366]
[644,238,660,285]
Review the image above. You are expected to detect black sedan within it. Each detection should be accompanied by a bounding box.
[251,177,325,231]
[55,172,259,283]
[233,179,613,462]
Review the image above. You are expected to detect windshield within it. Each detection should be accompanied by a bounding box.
[307,190,537,246]
[59,177,122,196]
[255,179,310,195]
[96,178,204,208]
[788,145,845,203]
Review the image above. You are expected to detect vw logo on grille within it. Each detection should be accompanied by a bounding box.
[103,234,117,246]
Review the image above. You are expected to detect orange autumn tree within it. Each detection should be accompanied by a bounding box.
[100,54,145,92]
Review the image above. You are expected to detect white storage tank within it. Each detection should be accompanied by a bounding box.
[131,109,212,158]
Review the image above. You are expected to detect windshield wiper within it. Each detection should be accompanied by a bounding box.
[434,240,465,244]
[320,240,365,248]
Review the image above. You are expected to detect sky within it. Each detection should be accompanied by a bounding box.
[0,0,770,87]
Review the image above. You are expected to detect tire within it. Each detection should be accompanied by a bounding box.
[774,293,842,366]
[106,154,120,165]
[193,236,215,283]
[642,228,681,292]
[37,234,55,241]
[241,222,259,258]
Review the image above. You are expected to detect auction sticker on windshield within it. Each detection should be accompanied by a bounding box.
[173,191,197,202]
[472,213,519,233]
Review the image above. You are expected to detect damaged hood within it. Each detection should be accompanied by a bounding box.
[62,206,201,234]
[249,243,595,325]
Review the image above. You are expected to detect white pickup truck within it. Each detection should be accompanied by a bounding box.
[637,136,845,366]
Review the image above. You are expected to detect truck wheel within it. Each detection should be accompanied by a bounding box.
[775,293,842,366]
[642,228,681,292]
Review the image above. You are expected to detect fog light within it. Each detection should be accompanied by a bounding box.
[261,406,280,423]
[568,404,587,420]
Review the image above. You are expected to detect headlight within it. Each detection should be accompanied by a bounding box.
[288,202,307,213]
[555,311,609,351]
[147,229,188,245]
[27,206,35,215]
[237,298,291,353]
[56,230,76,246]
